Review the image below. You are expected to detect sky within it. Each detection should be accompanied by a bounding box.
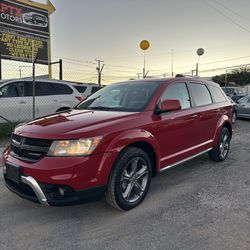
[45,0,250,83]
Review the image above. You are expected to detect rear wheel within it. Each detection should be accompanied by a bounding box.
[106,147,151,210]
[209,127,231,162]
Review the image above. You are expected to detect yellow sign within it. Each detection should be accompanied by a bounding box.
[140,40,150,50]
[16,0,56,15]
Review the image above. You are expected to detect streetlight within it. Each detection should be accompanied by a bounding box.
[196,48,205,76]
[140,40,150,78]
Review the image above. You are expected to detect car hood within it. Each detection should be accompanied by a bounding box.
[14,109,141,139]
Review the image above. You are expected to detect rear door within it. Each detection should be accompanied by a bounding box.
[34,81,59,117]
[188,82,217,145]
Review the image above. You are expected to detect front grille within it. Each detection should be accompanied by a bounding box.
[10,134,52,162]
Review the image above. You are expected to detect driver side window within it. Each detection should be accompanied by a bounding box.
[161,83,191,109]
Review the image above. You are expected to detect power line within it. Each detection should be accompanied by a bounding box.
[210,0,250,22]
[203,0,250,34]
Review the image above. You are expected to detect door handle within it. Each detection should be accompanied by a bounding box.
[52,99,58,102]
[215,108,221,112]
[190,114,198,118]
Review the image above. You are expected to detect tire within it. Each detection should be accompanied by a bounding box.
[106,147,152,210]
[209,127,231,162]
[232,111,237,124]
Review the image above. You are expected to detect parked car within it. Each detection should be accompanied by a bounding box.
[221,86,245,102]
[3,77,233,210]
[72,83,101,98]
[0,79,83,123]
[235,95,250,119]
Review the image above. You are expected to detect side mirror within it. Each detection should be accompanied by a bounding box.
[155,99,181,114]
[0,91,3,97]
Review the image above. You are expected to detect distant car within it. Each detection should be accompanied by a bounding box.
[72,84,101,98]
[235,95,250,119]
[23,12,48,28]
[0,79,83,123]
[221,87,245,102]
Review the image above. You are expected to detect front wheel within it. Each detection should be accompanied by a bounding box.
[209,127,231,162]
[106,147,152,210]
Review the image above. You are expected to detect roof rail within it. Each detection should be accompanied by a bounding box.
[175,74,203,79]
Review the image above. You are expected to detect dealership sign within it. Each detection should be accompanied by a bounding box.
[0,0,50,64]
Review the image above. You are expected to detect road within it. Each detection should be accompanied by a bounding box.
[0,120,249,250]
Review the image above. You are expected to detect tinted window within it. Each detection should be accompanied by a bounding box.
[208,85,227,103]
[161,83,191,109]
[74,85,87,93]
[35,82,73,96]
[35,82,54,96]
[91,87,100,94]
[190,83,212,106]
[0,82,26,97]
[51,83,73,95]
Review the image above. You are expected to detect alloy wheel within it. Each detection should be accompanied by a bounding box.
[120,157,149,203]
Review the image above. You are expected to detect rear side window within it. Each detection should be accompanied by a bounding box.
[91,86,100,94]
[161,83,191,109]
[207,85,227,103]
[51,83,73,95]
[35,82,54,96]
[74,85,87,93]
[190,83,212,106]
[35,82,73,96]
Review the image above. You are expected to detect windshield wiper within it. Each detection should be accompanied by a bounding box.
[88,106,119,111]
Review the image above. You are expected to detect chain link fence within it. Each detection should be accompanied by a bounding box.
[1,58,250,126]
[0,59,91,125]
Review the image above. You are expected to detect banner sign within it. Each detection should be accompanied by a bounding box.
[0,0,49,64]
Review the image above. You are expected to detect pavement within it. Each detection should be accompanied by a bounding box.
[0,119,249,250]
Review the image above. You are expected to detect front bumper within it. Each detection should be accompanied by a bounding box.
[4,173,106,206]
[2,148,110,206]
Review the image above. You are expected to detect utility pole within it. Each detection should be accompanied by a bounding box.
[171,49,174,77]
[96,59,104,87]
[136,73,141,79]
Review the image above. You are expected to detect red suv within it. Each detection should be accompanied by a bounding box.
[3,77,233,210]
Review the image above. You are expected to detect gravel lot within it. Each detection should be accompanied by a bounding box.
[0,120,249,250]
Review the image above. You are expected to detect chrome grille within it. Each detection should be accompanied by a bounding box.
[10,134,52,162]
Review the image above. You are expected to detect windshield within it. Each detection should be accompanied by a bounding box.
[76,81,160,112]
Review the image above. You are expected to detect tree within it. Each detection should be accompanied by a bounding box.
[212,67,250,86]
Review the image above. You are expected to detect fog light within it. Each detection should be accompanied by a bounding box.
[59,188,64,196]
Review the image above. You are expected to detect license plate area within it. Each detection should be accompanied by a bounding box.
[5,163,21,184]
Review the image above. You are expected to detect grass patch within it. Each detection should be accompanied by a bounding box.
[0,123,18,139]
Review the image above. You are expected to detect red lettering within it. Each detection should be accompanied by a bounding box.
[0,4,22,17]
[8,5,15,15]
[15,7,22,17]
[0,3,8,13]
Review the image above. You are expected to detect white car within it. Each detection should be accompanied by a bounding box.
[72,83,101,98]
[0,79,84,123]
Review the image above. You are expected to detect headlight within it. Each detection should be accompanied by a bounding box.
[47,136,102,156]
